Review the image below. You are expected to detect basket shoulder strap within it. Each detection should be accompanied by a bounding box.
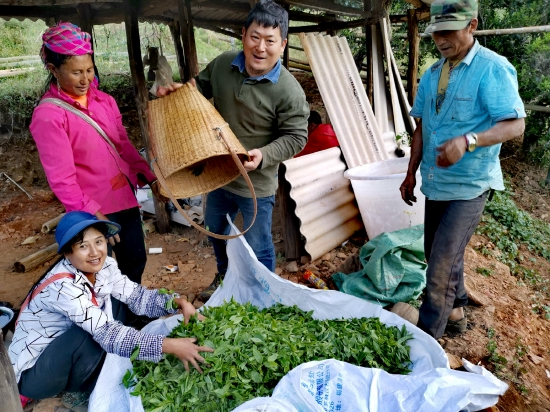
[151,130,257,240]
[40,98,117,150]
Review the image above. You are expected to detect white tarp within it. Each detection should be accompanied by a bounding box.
[89,221,507,412]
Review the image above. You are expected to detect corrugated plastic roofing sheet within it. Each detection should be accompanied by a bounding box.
[283,147,363,261]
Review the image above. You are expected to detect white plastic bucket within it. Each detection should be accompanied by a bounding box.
[344,158,425,240]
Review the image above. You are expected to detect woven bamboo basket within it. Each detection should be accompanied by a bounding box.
[148,83,250,199]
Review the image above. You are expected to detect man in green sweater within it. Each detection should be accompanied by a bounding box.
[196,0,309,301]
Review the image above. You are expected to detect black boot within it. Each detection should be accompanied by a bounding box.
[198,273,224,302]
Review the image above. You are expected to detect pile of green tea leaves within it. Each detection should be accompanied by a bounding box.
[126,300,413,412]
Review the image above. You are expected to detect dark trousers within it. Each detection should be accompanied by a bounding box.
[419,192,488,339]
[106,207,146,285]
[18,298,128,399]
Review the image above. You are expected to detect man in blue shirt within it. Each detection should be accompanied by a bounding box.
[400,0,526,339]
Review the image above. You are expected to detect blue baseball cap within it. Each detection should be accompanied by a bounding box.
[55,211,121,253]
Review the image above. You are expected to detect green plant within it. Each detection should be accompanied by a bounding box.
[476,267,494,277]
[487,328,507,373]
[128,300,414,411]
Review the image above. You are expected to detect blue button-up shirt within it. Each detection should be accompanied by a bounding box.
[411,40,526,201]
[231,51,282,84]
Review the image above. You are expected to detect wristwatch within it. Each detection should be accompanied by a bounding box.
[464,132,478,152]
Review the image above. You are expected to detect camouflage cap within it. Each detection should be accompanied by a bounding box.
[425,0,478,34]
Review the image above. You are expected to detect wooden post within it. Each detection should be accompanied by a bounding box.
[326,13,336,36]
[123,0,170,233]
[170,21,186,82]
[277,164,302,260]
[283,3,290,69]
[77,4,101,84]
[15,243,59,273]
[0,330,23,412]
[406,9,420,106]
[364,0,375,104]
[178,0,199,81]
[77,4,93,38]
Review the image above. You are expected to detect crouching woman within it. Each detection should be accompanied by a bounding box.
[9,211,213,402]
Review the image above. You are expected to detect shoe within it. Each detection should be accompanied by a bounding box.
[446,317,467,334]
[61,391,90,412]
[198,273,224,303]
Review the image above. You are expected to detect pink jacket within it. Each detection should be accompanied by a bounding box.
[30,84,156,215]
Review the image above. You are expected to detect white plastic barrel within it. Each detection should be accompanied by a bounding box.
[344,158,425,240]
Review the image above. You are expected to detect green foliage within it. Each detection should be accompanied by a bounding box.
[477,0,550,164]
[0,19,235,129]
[478,189,550,261]
[487,329,530,395]
[0,19,46,57]
[476,266,494,277]
[487,328,508,372]
[130,300,414,411]
[476,187,550,317]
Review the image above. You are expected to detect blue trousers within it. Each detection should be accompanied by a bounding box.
[205,188,276,274]
[419,191,488,339]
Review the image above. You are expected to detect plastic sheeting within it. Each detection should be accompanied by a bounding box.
[332,225,427,306]
[89,221,507,412]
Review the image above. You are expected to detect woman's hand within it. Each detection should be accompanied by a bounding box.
[162,337,213,373]
[94,211,120,246]
[150,180,169,203]
[174,297,205,324]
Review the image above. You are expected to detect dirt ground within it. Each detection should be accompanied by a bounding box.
[1,72,549,411]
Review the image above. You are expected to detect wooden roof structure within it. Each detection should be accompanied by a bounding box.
[0,0,429,233]
[2,1,369,31]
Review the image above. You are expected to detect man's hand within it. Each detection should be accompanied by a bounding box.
[155,82,184,97]
[162,337,213,373]
[436,136,467,167]
[150,180,170,203]
[400,173,417,206]
[242,149,263,172]
[95,211,120,246]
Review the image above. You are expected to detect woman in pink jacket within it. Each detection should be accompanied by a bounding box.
[30,22,166,287]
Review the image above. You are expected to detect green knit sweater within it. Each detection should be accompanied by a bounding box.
[196,51,309,198]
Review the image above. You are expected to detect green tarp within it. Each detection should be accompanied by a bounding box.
[332,225,427,307]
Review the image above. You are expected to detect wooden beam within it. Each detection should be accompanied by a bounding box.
[0,5,79,21]
[194,22,242,40]
[123,0,170,234]
[404,0,424,8]
[193,0,251,14]
[525,104,550,113]
[406,8,419,106]
[289,9,344,23]
[169,21,186,81]
[178,0,200,81]
[279,0,368,17]
[391,11,430,23]
[288,18,365,34]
